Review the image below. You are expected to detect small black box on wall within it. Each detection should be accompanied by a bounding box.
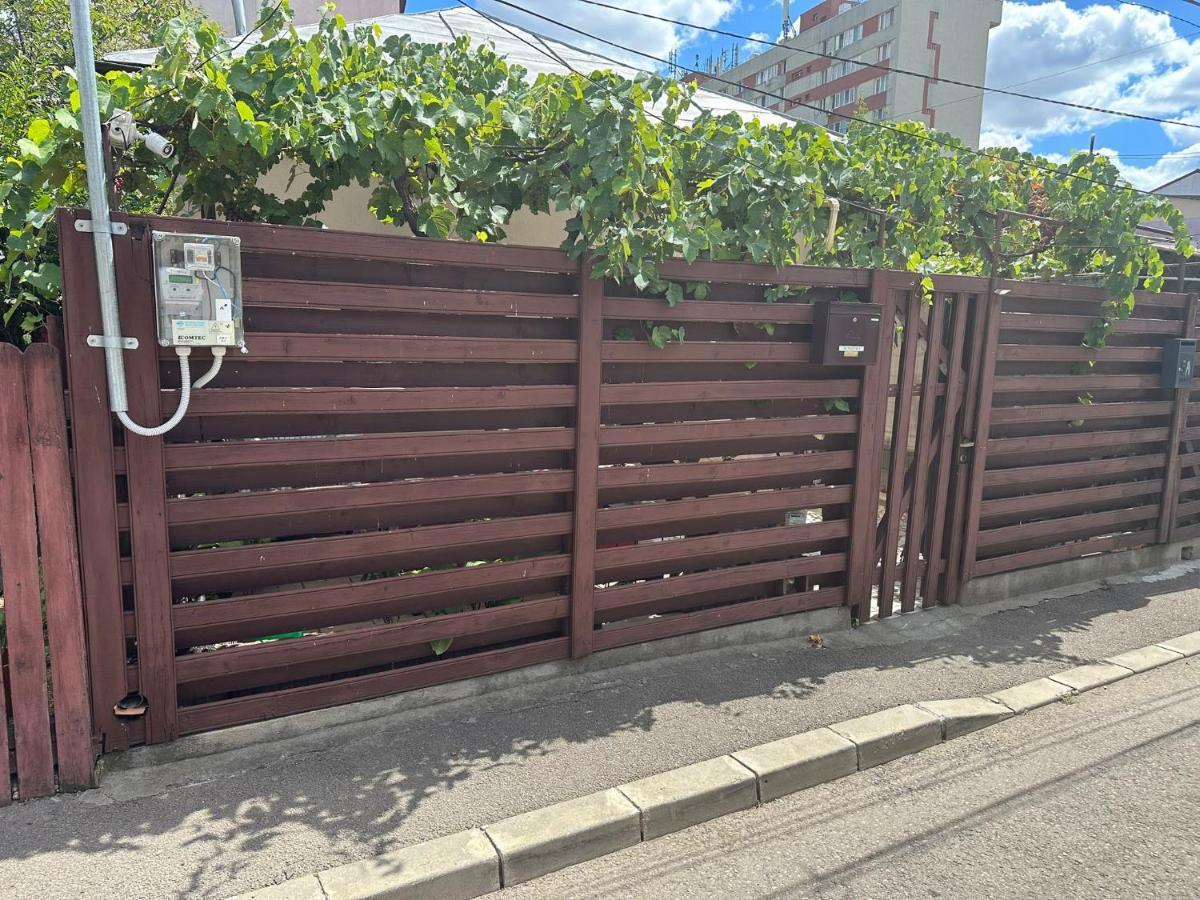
[812,301,884,366]
[1162,337,1196,389]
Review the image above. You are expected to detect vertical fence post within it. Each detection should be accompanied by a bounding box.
[1158,293,1200,544]
[845,270,898,623]
[0,346,56,799]
[114,225,179,744]
[24,345,96,789]
[58,208,129,752]
[569,261,603,658]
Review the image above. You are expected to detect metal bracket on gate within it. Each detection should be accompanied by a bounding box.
[74,219,129,236]
[74,217,129,234]
[87,334,139,350]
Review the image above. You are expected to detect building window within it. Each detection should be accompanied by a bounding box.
[879,8,895,29]
[824,23,864,54]
[754,61,784,86]
[825,59,863,83]
[830,86,858,109]
[878,40,893,62]
[873,75,890,95]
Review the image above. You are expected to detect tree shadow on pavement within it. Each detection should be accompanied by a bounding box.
[0,571,1196,900]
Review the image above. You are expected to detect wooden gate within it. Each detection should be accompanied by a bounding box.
[57,210,908,748]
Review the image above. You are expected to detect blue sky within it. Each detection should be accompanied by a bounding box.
[405,1,1200,190]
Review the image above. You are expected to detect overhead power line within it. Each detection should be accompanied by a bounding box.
[458,1,1078,258]
[558,0,1200,132]
[480,0,1169,200]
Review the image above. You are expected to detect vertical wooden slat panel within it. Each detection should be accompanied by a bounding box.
[1161,294,1199,543]
[943,291,988,605]
[57,208,129,752]
[957,287,1005,587]
[923,294,970,607]
[845,272,898,622]
[878,289,922,617]
[569,266,602,658]
[900,293,947,611]
[115,227,178,743]
[0,346,56,799]
[24,345,96,790]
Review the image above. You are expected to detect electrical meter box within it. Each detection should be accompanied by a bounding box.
[812,300,883,366]
[1162,337,1196,389]
[151,231,245,349]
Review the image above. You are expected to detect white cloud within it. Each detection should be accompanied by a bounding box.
[743,30,770,55]
[475,0,739,69]
[1097,143,1200,192]
[980,1,1200,186]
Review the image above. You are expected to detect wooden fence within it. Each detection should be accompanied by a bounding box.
[1,207,1186,783]
[0,343,93,802]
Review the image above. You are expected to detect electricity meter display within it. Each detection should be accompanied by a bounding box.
[151,231,245,349]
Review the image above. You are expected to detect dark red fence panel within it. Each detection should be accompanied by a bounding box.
[0,342,94,801]
[963,283,1195,579]
[52,209,1196,750]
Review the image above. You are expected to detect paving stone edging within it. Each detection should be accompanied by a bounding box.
[233,631,1200,900]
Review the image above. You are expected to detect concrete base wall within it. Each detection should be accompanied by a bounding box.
[961,540,1200,607]
[106,605,849,772]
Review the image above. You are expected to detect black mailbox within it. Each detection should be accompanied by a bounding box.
[812,301,884,366]
[1162,338,1197,389]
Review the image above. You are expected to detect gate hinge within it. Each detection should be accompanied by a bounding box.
[87,334,139,350]
[74,219,129,236]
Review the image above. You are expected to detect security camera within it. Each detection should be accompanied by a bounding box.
[105,109,174,159]
[142,131,175,159]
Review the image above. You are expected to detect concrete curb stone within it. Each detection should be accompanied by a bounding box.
[1047,662,1131,693]
[225,633,1197,900]
[617,756,758,840]
[914,698,1014,740]
[317,828,499,900]
[1158,630,1200,657]
[732,727,858,803]
[1106,645,1185,673]
[483,788,640,886]
[985,677,1074,714]
[827,704,942,769]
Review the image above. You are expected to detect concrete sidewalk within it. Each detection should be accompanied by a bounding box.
[2,565,1199,899]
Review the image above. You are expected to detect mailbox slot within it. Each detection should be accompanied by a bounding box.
[813,301,883,366]
[1162,338,1197,389]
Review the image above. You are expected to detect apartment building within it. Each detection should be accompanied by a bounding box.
[695,0,1004,147]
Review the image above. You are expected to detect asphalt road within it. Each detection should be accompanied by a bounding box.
[506,655,1200,900]
[0,568,1197,898]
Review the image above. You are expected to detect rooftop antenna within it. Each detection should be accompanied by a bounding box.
[782,0,793,39]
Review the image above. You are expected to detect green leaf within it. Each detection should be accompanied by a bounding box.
[430,638,453,656]
[27,119,51,144]
[235,100,254,122]
[665,282,683,306]
[425,206,456,240]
